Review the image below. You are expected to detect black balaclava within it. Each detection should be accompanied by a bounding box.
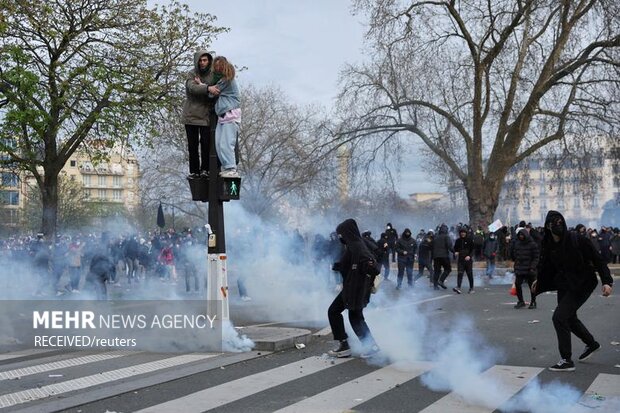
[403,229,411,238]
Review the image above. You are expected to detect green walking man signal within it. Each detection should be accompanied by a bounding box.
[230,181,238,196]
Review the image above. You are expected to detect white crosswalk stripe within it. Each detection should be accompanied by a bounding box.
[0,351,130,381]
[135,356,353,413]
[1,348,619,413]
[419,365,542,413]
[0,349,56,362]
[0,354,217,409]
[569,373,620,413]
[273,361,433,413]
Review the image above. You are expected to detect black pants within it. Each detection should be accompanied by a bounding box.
[185,124,210,174]
[417,260,432,280]
[515,272,536,303]
[433,257,451,287]
[380,259,390,279]
[456,260,474,289]
[397,258,414,287]
[328,292,373,344]
[553,285,596,361]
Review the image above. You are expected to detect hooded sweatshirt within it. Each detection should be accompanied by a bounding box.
[335,219,380,310]
[432,225,454,259]
[537,210,613,293]
[181,50,214,126]
[511,228,539,276]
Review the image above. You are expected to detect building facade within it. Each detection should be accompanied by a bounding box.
[0,145,141,232]
[445,137,620,228]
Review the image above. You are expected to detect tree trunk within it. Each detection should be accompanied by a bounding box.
[40,172,59,238]
[465,182,500,228]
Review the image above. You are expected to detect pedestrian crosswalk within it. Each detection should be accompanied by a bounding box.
[0,348,618,412]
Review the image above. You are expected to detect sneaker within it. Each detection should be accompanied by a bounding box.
[395,285,402,290]
[549,359,575,372]
[528,301,537,309]
[240,295,252,301]
[438,282,447,290]
[219,169,240,178]
[360,344,381,359]
[328,341,351,358]
[514,302,526,309]
[468,289,475,294]
[452,287,462,294]
[578,342,601,362]
[200,170,209,177]
[187,173,200,179]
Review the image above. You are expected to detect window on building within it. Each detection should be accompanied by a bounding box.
[83,175,91,186]
[540,199,547,210]
[1,172,19,187]
[112,176,121,187]
[573,197,580,209]
[558,199,565,209]
[592,197,599,208]
[84,189,91,199]
[98,189,106,199]
[113,189,122,200]
[0,190,19,205]
[70,160,76,167]
[98,176,106,187]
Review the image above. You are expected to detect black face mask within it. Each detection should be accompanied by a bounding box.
[551,224,565,236]
[338,236,346,245]
[404,232,411,238]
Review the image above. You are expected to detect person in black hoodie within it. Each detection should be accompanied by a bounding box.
[533,211,613,372]
[377,232,391,280]
[395,228,417,289]
[416,232,434,284]
[453,228,475,294]
[328,219,381,359]
[432,224,454,290]
[511,228,539,309]
[385,223,398,263]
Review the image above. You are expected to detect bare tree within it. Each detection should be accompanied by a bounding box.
[238,85,329,218]
[337,0,620,226]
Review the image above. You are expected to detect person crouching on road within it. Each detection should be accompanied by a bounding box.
[328,219,381,359]
[533,210,613,372]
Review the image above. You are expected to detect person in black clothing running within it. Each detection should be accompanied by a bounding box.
[328,219,381,359]
[533,211,613,372]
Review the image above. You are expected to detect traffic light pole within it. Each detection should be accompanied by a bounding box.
[206,111,230,321]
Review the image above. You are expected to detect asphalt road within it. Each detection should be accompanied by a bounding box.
[0,280,617,413]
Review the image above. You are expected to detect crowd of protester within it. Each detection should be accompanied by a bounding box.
[0,220,618,300]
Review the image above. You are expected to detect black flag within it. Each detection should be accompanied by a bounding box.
[157,203,165,228]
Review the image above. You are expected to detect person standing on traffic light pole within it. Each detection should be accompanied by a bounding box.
[533,210,613,372]
[328,219,381,359]
[182,50,214,179]
[208,56,241,178]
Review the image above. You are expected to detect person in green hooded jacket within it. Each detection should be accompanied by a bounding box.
[181,50,215,179]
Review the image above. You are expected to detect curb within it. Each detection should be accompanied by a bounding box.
[241,326,313,352]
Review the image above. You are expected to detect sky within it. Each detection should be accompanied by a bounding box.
[182,0,442,195]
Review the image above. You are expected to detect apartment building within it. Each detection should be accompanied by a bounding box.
[445,137,620,227]
[0,145,141,231]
